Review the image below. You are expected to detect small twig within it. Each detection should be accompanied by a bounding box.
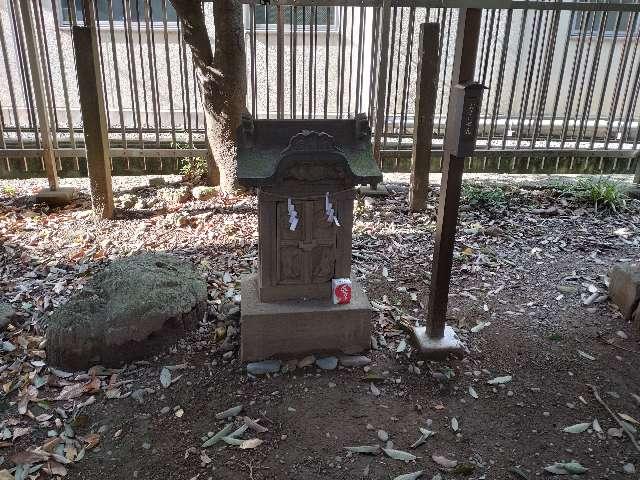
[588,384,640,453]
[596,334,640,355]
[239,461,255,480]
[108,379,136,388]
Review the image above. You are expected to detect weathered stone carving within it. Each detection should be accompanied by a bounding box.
[283,130,341,154]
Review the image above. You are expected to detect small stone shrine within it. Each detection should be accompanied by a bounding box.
[238,114,383,362]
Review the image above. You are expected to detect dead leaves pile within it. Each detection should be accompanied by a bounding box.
[0,362,139,478]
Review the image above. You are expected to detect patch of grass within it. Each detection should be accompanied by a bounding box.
[547,180,577,196]
[574,177,627,212]
[462,184,507,208]
[1,185,17,197]
[548,177,628,212]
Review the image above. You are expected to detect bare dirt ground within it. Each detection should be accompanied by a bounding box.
[1,173,640,480]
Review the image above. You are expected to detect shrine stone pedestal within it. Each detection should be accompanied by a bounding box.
[241,274,371,361]
[237,115,382,362]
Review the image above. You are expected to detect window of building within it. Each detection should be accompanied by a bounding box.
[61,0,177,25]
[248,6,337,31]
[570,4,639,37]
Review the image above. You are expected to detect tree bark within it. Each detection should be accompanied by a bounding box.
[170,0,246,193]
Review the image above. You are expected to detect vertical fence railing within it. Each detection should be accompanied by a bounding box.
[0,0,638,178]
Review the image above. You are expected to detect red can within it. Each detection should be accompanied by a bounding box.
[332,278,352,305]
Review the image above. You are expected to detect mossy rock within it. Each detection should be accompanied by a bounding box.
[159,186,192,204]
[46,253,207,370]
[192,186,218,201]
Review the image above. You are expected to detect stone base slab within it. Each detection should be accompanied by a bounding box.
[35,187,77,207]
[358,183,389,197]
[410,325,468,360]
[240,274,372,362]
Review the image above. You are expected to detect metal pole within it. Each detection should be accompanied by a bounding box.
[409,23,439,212]
[426,8,482,339]
[276,5,285,119]
[372,0,391,163]
[19,0,58,190]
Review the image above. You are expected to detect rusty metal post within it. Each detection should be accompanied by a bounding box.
[74,1,114,219]
[427,8,482,338]
[19,0,58,190]
[409,23,440,212]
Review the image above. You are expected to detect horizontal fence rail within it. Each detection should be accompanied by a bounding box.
[0,0,638,178]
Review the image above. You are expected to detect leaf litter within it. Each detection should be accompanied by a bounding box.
[1,176,640,478]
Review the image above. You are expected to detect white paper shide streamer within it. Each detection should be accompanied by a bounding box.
[325,192,341,227]
[288,198,298,231]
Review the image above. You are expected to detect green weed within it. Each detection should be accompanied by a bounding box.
[1,185,17,197]
[574,177,627,212]
[462,184,507,208]
[550,177,627,212]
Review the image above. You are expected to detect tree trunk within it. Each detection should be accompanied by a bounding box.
[205,148,220,187]
[170,0,246,193]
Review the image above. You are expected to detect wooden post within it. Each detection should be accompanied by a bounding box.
[634,151,640,185]
[409,23,440,212]
[426,9,482,340]
[19,1,58,190]
[74,1,114,219]
[372,1,391,164]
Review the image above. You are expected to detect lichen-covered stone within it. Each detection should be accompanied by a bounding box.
[246,360,281,375]
[148,177,166,187]
[338,355,371,367]
[47,253,207,370]
[117,193,138,210]
[0,303,16,330]
[609,264,640,321]
[192,186,218,201]
[159,186,191,204]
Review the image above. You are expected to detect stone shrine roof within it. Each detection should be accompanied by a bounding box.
[237,115,383,187]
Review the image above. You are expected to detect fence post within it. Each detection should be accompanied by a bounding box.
[409,23,440,212]
[73,2,114,219]
[634,151,640,185]
[276,6,285,119]
[19,1,58,191]
[372,0,391,166]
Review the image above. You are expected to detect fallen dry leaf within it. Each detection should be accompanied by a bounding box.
[80,433,100,449]
[239,438,263,449]
[432,454,457,469]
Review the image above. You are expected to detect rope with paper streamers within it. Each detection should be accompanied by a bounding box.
[268,189,352,231]
[258,187,355,202]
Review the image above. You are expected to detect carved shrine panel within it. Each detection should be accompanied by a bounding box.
[276,200,337,287]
